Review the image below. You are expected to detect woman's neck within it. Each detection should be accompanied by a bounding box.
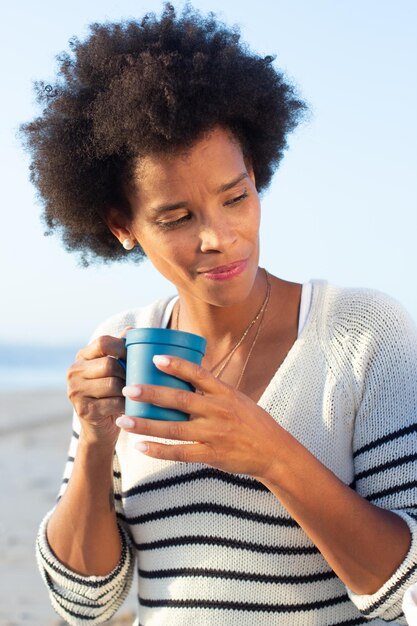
[173,267,269,364]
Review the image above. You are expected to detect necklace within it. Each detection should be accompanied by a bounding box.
[173,269,271,387]
[212,270,270,381]
[234,285,270,389]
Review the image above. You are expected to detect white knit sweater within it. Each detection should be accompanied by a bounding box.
[37,281,417,625]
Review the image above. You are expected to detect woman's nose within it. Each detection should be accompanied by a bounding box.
[199,219,237,252]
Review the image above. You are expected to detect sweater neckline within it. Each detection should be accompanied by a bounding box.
[160,280,325,407]
[256,279,325,408]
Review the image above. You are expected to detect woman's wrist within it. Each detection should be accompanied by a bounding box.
[75,431,118,482]
[78,426,118,455]
[253,423,301,490]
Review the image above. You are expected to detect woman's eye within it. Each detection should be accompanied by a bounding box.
[156,214,191,229]
[224,191,248,206]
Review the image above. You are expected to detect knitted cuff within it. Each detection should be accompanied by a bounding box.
[36,509,134,618]
[346,511,417,622]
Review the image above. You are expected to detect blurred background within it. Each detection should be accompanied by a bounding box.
[0,1,415,624]
[1,0,416,388]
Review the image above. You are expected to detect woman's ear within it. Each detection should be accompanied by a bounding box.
[105,208,137,250]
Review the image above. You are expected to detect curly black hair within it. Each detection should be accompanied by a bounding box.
[20,3,307,265]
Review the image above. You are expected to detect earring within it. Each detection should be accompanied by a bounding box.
[122,238,135,250]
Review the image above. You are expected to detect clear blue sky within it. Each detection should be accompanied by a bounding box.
[1,0,416,346]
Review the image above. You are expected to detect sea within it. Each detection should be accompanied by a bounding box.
[0,343,78,392]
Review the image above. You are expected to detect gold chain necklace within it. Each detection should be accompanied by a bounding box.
[212,270,270,382]
[234,285,270,389]
[173,269,271,387]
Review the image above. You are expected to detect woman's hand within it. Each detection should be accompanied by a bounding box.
[67,332,128,446]
[116,354,284,481]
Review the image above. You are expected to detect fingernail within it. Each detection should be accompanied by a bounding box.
[135,442,149,453]
[153,355,171,367]
[116,416,135,428]
[122,385,142,398]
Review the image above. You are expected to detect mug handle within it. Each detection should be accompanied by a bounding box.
[117,337,127,371]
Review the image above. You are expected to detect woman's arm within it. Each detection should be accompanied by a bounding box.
[36,333,135,625]
[46,434,122,575]
[258,428,411,596]
[36,431,134,625]
[46,334,127,575]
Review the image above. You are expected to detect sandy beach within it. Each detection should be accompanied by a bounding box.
[0,389,136,626]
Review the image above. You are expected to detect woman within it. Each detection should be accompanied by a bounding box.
[21,4,417,625]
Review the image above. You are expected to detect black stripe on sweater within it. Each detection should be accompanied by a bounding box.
[72,429,79,440]
[139,614,364,626]
[138,592,350,613]
[353,424,417,458]
[365,479,417,503]
[386,611,405,622]
[138,566,336,585]
[45,568,132,605]
[52,593,115,621]
[45,571,106,606]
[119,502,299,527]
[355,452,417,481]
[133,533,319,556]
[361,561,417,616]
[122,467,267,498]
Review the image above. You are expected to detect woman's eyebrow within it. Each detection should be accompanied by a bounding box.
[150,172,249,215]
[217,172,249,193]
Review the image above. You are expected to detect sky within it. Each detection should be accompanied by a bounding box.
[1,0,416,347]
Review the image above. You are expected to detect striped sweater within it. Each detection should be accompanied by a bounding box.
[37,281,417,625]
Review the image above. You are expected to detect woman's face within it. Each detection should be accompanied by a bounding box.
[112,126,261,307]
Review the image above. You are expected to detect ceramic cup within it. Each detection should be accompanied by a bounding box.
[120,327,206,421]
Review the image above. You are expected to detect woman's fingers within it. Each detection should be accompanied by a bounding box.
[121,379,219,419]
[80,375,125,399]
[118,381,231,441]
[68,376,125,416]
[118,326,133,339]
[66,331,131,445]
[73,333,128,381]
[69,355,126,381]
[134,440,208,464]
[76,334,127,362]
[151,354,229,395]
[117,414,198,442]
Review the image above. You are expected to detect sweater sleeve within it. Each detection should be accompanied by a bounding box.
[343,291,417,622]
[35,412,135,625]
[35,300,175,623]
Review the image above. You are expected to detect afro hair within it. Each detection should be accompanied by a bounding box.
[20,2,307,265]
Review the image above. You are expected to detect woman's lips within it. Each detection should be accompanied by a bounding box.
[199,259,248,280]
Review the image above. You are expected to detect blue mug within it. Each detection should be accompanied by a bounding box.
[120,327,206,421]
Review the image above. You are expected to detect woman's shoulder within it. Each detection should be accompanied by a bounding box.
[310,279,417,349]
[89,295,176,341]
